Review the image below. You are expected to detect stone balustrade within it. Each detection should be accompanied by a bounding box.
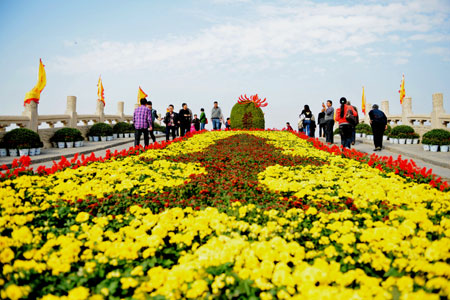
[363,93,449,136]
[0,96,132,148]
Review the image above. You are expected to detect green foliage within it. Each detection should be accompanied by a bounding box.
[355,123,372,134]
[389,125,415,138]
[88,123,113,137]
[333,128,340,135]
[230,102,265,129]
[51,128,84,143]
[113,122,129,134]
[422,129,450,145]
[384,125,392,135]
[153,122,166,132]
[2,128,42,149]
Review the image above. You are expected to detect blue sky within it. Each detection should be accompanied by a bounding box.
[1,0,449,129]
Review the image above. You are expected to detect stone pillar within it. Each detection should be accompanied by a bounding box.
[22,101,38,132]
[96,99,105,123]
[117,101,125,122]
[431,93,445,128]
[65,96,78,128]
[381,100,389,116]
[402,97,412,125]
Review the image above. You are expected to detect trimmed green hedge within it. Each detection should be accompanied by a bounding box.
[88,123,113,137]
[2,128,42,149]
[422,129,450,146]
[230,102,265,129]
[51,128,83,143]
[113,122,130,134]
[355,123,372,134]
[389,125,416,139]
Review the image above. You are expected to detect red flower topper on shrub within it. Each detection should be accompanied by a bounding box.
[238,94,268,108]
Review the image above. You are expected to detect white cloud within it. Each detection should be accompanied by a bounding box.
[52,0,450,74]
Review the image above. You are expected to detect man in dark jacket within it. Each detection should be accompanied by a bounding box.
[369,104,388,151]
[179,103,192,137]
[318,111,325,137]
[164,104,179,141]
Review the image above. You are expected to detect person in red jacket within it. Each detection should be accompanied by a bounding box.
[335,97,357,149]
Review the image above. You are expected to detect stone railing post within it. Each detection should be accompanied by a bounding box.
[65,96,78,128]
[22,101,38,132]
[401,97,412,125]
[364,102,371,124]
[117,101,125,122]
[96,100,105,123]
[431,93,445,129]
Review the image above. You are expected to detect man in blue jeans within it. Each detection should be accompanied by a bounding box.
[211,101,223,130]
[133,98,152,147]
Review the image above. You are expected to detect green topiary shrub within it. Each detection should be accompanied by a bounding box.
[113,122,129,134]
[153,122,166,133]
[230,102,265,129]
[422,129,450,145]
[2,128,42,149]
[389,125,415,139]
[88,123,113,137]
[333,128,340,135]
[384,124,392,136]
[355,123,371,134]
[51,128,83,143]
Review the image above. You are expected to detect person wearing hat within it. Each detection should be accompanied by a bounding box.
[369,104,388,151]
[334,97,357,148]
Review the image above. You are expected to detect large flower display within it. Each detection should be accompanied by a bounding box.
[0,130,449,299]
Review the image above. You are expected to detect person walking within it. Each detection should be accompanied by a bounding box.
[318,110,325,138]
[179,103,192,137]
[133,98,152,147]
[192,114,200,131]
[346,100,359,145]
[334,97,357,149]
[211,101,223,130]
[299,105,315,137]
[163,104,179,141]
[146,100,158,143]
[322,100,335,144]
[199,108,207,130]
[369,104,388,151]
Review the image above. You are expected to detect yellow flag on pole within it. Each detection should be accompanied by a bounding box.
[137,86,148,104]
[362,86,366,115]
[24,59,46,105]
[398,74,405,105]
[98,76,105,106]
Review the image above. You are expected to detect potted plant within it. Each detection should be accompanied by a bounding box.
[2,128,41,157]
[113,122,130,138]
[74,135,84,148]
[333,128,340,138]
[422,129,450,152]
[51,128,83,148]
[0,139,6,157]
[355,123,370,139]
[389,125,415,145]
[35,141,43,155]
[88,123,113,142]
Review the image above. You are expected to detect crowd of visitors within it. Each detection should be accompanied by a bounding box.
[134,96,387,151]
[295,97,387,150]
[133,99,227,145]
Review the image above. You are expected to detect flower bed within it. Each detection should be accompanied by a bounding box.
[0,130,449,299]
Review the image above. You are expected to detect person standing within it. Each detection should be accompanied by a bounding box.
[192,114,200,131]
[199,108,207,130]
[179,103,192,137]
[146,100,158,143]
[322,100,335,144]
[369,104,388,151]
[346,100,359,145]
[318,109,325,138]
[225,118,231,130]
[133,98,152,147]
[211,101,223,130]
[163,104,179,141]
[299,105,315,137]
[334,97,357,149]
